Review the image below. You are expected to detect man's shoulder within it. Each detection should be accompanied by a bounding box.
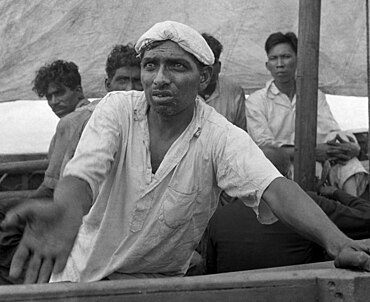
[98,90,145,109]
[198,100,241,133]
[57,103,94,130]
[218,76,244,94]
[246,86,268,103]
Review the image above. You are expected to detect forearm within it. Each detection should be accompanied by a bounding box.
[262,177,351,258]
[280,145,295,161]
[53,175,93,224]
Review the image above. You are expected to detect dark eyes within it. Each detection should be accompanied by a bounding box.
[268,55,292,61]
[173,63,186,70]
[46,90,64,100]
[142,62,187,71]
[143,62,156,70]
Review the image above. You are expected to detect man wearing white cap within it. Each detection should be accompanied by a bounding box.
[2,21,370,284]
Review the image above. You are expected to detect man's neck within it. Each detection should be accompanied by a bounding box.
[148,106,194,139]
[274,80,296,101]
[147,105,195,174]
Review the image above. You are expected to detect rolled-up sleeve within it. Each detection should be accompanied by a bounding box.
[213,125,282,223]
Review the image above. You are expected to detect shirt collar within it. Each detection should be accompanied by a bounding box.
[133,93,203,138]
[266,80,280,97]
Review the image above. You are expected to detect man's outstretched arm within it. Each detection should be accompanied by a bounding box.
[262,177,370,270]
[0,175,92,284]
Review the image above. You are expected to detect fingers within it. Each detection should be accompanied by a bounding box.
[53,253,70,274]
[335,134,345,143]
[37,258,54,283]
[334,250,370,271]
[24,253,42,284]
[9,243,30,279]
[347,135,355,143]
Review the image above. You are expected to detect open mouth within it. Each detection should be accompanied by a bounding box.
[152,90,174,103]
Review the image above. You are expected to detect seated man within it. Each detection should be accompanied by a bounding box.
[2,21,370,285]
[31,60,93,198]
[199,33,247,131]
[0,60,92,284]
[245,32,367,197]
[207,146,370,273]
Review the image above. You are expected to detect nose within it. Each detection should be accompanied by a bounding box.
[276,57,284,67]
[153,65,170,87]
[126,81,133,91]
[49,94,58,106]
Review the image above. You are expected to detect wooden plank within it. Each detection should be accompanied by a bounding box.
[294,0,321,190]
[0,153,47,163]
[0,159,48,174]
[0,190,35,199]
[0,262,369,302]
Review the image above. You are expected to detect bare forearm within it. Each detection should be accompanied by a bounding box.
[53,175,93,222]
[262,177,351,258]
[280,145,295,161]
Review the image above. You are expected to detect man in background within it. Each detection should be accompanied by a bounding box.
[199,33,247,131]
[105,43,142,92]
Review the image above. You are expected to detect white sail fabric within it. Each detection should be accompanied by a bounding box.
[0,0,367,100]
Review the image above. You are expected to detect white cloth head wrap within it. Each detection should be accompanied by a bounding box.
[135,20,214,66]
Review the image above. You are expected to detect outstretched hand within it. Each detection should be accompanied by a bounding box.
[334,239,370,271]
[0,200,80,283]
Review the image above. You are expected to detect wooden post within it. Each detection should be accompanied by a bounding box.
[366,0,370,200]
[294,0,321,190]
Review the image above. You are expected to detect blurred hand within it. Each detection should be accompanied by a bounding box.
[326,134,360,165]
[318,185,338,198]
[315,143,331,163]
[0,200,80,283]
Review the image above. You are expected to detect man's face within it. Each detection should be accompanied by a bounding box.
[265,43,297,83]
[105,66,143,92]
[46,83,82,118]
[141,40,208,117]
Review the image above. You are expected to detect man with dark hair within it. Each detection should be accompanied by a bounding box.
[105,44,142,92]
[3,21,370,284]
[0,60,93,284]
[199,33,247,131]
[246,31,367,197]
[31,60,93,197]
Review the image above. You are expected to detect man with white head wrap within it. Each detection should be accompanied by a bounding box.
[3,21,370,284]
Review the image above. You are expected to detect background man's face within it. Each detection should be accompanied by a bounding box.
[265,43,297,83]
[141,41,201,117]
[46,83,81,118]
[106,66,143,92]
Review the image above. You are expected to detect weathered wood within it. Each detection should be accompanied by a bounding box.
[294,0,321,190]
[0,159,48,174]
[0,190,35,199]
[366,0,370,201]
[0,153,47,163]
[0,262,369,302]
